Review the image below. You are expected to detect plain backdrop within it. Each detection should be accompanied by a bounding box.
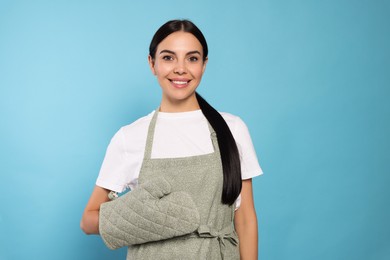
[0,0,389,259]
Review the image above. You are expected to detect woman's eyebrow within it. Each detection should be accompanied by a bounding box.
[159,49,175,55]
[187,51,201,56]
[159,50,201,55]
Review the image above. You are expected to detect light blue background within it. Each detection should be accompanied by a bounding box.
[0,0,389,259]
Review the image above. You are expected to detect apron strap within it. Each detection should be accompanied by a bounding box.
[143,108,159,160]
[208,123,221,155]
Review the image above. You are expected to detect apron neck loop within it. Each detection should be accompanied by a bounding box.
[143,107,220,159]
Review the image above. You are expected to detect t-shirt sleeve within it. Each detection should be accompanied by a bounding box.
[95,128,139,192]
[231,116,263,180]
[227,115,263,210]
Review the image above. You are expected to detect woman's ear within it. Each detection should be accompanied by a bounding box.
[202,57,208,74]
[148,55,156,75]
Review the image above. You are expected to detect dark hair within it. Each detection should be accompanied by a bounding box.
[149,19,208,61]
[149,20,242,205]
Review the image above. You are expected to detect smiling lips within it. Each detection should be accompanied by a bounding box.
[170,79,191,88]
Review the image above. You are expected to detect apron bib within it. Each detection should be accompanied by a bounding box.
[126,110,239,260]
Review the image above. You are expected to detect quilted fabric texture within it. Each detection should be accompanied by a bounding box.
[99,177,201,250]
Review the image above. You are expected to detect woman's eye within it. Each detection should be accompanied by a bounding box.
[162,55,173,61]
[189,56,199,62]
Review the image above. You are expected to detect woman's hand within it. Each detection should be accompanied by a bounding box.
[80,186,110,235]
[234,179,258,260]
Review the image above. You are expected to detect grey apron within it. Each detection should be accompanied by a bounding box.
[126,110,240,260]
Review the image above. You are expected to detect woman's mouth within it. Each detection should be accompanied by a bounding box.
[170,79,191,88]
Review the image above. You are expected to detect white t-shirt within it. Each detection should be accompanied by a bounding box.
[96,110,263,208]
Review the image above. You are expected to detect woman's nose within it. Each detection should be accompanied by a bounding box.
[173,60,187,74]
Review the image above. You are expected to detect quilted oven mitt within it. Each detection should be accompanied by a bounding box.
[99,177,200,249]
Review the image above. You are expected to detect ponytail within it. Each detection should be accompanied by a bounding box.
[149,20,241,205]
[196,92,242,205]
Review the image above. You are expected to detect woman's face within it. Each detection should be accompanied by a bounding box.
[148,31,207,112]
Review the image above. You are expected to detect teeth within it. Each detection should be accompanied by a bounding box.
[172,81,188,85]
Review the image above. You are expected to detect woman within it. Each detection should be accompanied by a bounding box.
[81,19,262,259]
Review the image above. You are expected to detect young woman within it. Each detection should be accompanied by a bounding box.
[81,19,263,259]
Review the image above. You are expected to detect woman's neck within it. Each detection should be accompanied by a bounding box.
[159,94,200,112]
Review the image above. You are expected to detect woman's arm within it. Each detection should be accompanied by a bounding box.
[234,179,258,260]
[80,186,111,235]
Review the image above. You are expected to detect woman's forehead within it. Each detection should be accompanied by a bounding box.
[156,31,203,54]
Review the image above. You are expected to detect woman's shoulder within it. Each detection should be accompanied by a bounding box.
[219,112,247,129]
[120,111,155,134]
[107,111,155,151]
[219,111,241,121]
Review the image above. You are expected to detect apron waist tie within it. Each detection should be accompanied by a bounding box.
[189,224,239,259]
